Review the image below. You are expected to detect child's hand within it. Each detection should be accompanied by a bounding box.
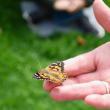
[54,0,86,12]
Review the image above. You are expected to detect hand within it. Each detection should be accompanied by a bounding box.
[54,0,86,12]
[43,42,110,109]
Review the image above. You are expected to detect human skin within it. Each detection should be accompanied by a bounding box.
[54,0,86,12]
[43,42,110,109]
[43,0,110,109]
[93,0,110,32]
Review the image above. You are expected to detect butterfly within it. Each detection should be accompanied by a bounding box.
[33,61,67,84]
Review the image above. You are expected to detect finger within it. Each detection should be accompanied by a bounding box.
[44,69,110,92]
[43,81,59,92]
[75,69,110,85]
[43,78,78,92]
[50,81,108,101]
[76,72,99,83]
[85,94,110,109]
[93,0,110,32]
[43,72,99,92]
[64,51,96,76]
[63,72,99,84]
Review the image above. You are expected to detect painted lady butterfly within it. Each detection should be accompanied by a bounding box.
[33,61,67,84]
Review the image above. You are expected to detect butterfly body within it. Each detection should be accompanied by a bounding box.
[33,61,67,84]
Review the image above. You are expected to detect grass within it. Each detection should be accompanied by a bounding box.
[0,0,110,110]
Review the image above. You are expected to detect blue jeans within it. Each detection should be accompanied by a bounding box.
[52,10,83,26]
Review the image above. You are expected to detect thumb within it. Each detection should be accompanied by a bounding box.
[93,0,110,32]
[64,51,96,76]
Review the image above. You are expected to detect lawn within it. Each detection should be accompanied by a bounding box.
[0,0,110,110]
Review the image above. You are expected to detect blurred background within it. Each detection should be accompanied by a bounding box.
[0,0,110,110]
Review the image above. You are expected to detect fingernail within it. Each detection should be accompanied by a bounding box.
[54,0,70,9]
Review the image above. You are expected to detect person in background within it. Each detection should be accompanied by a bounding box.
[21,0,105,37]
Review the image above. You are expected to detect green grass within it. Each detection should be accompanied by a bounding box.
[0,0,110,110]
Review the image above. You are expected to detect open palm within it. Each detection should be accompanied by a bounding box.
[44,42,110,109]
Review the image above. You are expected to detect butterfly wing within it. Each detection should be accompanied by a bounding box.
[46,61,64,73]
[33,61,67,84]
[33,72,44,80]
[33,69,49,80]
